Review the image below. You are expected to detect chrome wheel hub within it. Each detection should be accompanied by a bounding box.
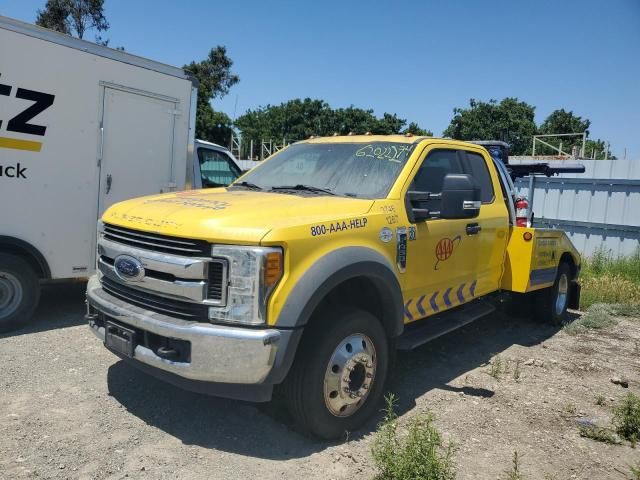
[323,333,377,417]
[555,273,569,316]
[0,272,22,319]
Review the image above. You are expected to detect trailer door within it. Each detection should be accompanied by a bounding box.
[98,85,178,215]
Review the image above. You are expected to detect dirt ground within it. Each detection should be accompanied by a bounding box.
[1,283,639,480]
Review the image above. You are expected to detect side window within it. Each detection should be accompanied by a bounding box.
[463,152,495,203]
[410,149,464,193]
[409,149,464,213]
[198,148,242,187]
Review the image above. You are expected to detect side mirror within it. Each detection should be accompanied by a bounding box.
[406,191,434,222]
[440,174,481,219]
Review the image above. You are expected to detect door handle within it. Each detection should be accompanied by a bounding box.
[106,174,112,195]
[466,223,481,235]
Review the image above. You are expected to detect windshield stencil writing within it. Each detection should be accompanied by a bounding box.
[355,144,411,163]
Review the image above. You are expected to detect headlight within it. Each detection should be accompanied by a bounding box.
[208,245,283,326]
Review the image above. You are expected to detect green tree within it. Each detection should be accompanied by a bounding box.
[235,98,431,149]
[235,98,331,145]
[583,139,616,159]
[443,98,537,155]
[184,47,239,145]
[537,109,615,158]
[36,0,109,40]
[403,121,433,136]
[536,109,590,156]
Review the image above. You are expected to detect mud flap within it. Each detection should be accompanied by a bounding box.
[569,282,581,310]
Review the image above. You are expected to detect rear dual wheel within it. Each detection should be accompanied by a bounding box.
[534,262,571,325]
[282,306,389,439]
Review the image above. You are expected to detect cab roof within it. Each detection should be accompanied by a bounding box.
[299,134,471,147]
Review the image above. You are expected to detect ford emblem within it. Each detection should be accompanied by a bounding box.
[113,255,145,282]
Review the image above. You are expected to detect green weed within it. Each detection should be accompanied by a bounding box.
[613,393,640,446]
[489,356,505,380]
[513,360,521,382]
[578,424,621,445]
[564,303,617,335]
[502,450,524,480]
[371,394,456,480]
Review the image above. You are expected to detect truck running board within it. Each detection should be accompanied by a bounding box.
[396,300,496,350]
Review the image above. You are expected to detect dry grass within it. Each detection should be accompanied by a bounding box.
[581,275,640,309]
[580,249,640,309]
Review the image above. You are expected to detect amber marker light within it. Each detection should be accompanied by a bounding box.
[265,251,283,287]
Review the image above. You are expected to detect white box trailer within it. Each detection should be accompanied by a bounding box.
[0,16,242,332]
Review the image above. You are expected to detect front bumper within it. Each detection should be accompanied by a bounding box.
[86,276,299,399]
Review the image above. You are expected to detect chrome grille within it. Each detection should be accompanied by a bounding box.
[99,225,229,311]
[103,223,210,257]
[101,277,209,321]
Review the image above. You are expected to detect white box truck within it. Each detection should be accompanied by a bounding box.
[0,16,242,332]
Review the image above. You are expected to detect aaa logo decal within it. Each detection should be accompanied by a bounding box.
[434,235,461,270]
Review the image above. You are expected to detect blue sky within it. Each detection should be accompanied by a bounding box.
[3,0,639,158]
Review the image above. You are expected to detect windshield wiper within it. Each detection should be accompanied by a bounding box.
[231,181,263,191]
[270,184,337,196]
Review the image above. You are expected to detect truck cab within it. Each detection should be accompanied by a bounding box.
[86,135,581,439]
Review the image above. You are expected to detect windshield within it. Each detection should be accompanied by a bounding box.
[234,142,415,198]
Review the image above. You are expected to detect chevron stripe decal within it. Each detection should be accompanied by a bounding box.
[443,288,452,307]
[404,279,478,322]
[416,295,426,317]
[404,300,414,321]
[469,280,477,297]
[430,291,439,312]
[456,283,466,303]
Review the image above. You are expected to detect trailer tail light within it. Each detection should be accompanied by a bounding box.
[515,198,529,227]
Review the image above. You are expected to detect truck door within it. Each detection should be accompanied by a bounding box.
[401,147,509,322]
[403,148,480,320]
[459,149,510,295]
[98,85,178,215]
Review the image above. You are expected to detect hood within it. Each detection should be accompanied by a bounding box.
[102,188,375,244]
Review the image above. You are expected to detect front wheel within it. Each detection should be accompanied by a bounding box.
[0,253,40,333]
[534,262,571,325]
[282,306,390,439]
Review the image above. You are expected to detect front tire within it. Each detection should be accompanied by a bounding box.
[282,306,390,439]
[0,253,40,333]
[534,262,571,325]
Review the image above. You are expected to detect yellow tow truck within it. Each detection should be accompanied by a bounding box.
[86,135,581,438]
